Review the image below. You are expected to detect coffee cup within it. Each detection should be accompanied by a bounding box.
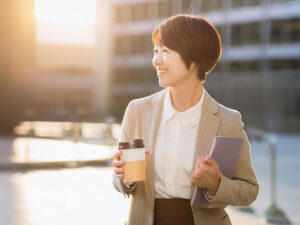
[119,139,145,182]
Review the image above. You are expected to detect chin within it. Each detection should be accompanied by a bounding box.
[158,81,169,88]
[158,77,170,87]
[158,79,177,88]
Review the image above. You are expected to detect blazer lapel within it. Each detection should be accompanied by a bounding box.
[190,90,221,199]
[143,89,166,206]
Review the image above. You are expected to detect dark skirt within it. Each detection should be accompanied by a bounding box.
[153,198,195,225]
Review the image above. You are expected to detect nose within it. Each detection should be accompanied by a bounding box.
[152,53,162,68]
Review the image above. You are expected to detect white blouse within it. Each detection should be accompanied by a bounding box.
[154,87,205,199]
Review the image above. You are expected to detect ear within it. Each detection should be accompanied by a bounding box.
[189,62,197,71]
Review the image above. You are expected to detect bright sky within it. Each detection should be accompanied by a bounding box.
[35,0,96,46]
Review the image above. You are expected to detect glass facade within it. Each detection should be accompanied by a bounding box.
[114,35,131,56]
[113,67,155,84]
[231,22,260,46]
[232,0,260,8]
[114,33,152,56]
[114,5,131,23]
[132,2,148,21]
[269,59,300,70]
[131,35,148,54]
[158,0,173,18]
[270,18,300,43]
[272,0,299,3]
[201,0,222,12]
[230,61,260,72]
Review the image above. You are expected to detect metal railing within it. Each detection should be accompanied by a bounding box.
[247,128,291,224]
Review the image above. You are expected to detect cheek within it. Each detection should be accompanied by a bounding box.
[177,61,190,75]
[170,64,186,78]
[167,55,184,71]
[162,55,171,65]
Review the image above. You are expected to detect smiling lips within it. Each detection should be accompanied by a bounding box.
[157,69,168,77]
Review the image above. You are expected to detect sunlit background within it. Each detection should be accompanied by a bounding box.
[0,0,299,224]
[35,0,96,45]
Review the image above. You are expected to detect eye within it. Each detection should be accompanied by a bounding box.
[153,49,159,54]
[162,49,168,53]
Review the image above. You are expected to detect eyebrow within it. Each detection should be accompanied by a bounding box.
[154,43,165,49]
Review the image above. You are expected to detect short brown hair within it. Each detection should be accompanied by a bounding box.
[152,14,222,81]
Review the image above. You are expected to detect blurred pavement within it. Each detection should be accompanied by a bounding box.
[0,136,114,170]
[0,133,299,225]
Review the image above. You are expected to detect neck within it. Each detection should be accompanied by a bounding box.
[169,81,204,112]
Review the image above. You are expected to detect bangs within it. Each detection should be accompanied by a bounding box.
[151,16,184,50]
[152,27,163,46]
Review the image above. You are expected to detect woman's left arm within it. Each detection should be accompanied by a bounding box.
[205,112,259,208]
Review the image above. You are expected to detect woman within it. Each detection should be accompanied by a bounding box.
[112,14,259,225]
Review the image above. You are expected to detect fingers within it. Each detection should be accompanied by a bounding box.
[204,156,219,169]
[195,156,219,176]
[196,156,207,168]
[204,155,212,165]
[196,156,203,164]
[114,166,125,175]
[114,150,122,160]
[112,157,126,181]
[195,156,214,174]
[112,150,126,167]
[112,159,126,168]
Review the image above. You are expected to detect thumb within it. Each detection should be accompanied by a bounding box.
[205,156,215,167]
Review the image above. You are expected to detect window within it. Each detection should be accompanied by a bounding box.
[231,22,260,46]
[114,36,131,56]
[114,6,123,23]
[272,0,299,3]
[232,0,260,8]
[113,67,154,85]
[131,35,147,54]
[158,1,172,18]
[114,5,131,23]
[132,2,148,21]
[269,59,300,70]
[113,68,132,84]
[230,61,260,73]
[115,34,153,56]
[270,19,300,43]
[201,0,222,12]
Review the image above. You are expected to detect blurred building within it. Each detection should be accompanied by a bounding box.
[106,0,300,132]
[194,0,300,132]
[0,0,36,134]
[2,0,299,133]
[23,1,97,122]
[29,43,95,121]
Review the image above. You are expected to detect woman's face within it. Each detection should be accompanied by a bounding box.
[152,43,196,88]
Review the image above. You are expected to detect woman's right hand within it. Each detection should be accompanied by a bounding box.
[112,150,126,181]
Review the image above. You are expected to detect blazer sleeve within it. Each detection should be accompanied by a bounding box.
[112,100,137,198]
[206,112,259,208]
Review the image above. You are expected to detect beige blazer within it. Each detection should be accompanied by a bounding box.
[112,88,259,225]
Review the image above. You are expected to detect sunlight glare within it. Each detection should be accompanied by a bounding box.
[35,0,96,24]
[35,0,96,45]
